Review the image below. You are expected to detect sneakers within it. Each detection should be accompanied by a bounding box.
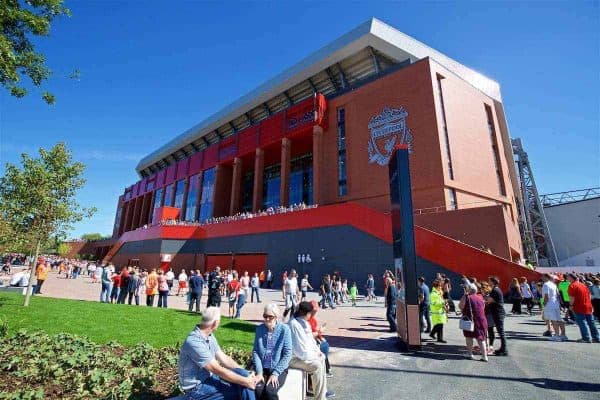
[487,348,495,356]
[593,339,600,343]
[493,350,508,356]
[326,372,334,378]
[543,330,552,337]
[326,390,336,398]
[549,335,568,342]
[576,338,592,343]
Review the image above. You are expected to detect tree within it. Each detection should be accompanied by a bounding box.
[81,232,103,241]
[56,242,70,257]
[1,0,71,104]
[0,142,96,306]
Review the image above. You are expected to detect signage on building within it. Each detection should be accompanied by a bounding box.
[368,107,413,165]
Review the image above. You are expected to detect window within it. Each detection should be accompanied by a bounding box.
[174,179,186,210]
[447,188,458,210]
[242,172,254,212]
[185,174,200,221]
[436,75,454,180]
[485,105,506,196]
[289,154,313,205]
[152,188,164,223]
[337,108,348,196]
[164,183,175,207]
[146,181,155,191]
[199,168,216,222]
[262,164,281,209]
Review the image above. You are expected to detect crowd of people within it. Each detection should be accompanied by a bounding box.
[142,203,318,230]
[413,271,600,362]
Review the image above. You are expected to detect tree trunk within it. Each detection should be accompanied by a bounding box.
[23,239,41,307]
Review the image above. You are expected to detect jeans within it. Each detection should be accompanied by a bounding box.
[100,282,112,303]
[128,292,139,305]
[35,280,45,294]
[255,368,287,400]
[574,312,600,341]
[189,292,202,312]
[157,290,169,308]
[110,286,120,302]
[117,287,128,304]
[321,292,335,309]
[491,312,507,353]
[319,340,331,374]
[235,293,246,318]
[185,367,255,400]
[251,287,260,303]
[419,303,431,332]
[387,305,397,332]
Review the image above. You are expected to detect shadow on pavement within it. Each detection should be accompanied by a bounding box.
[328,334,400,353]
[339,364,600,392]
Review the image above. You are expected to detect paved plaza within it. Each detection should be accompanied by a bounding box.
[9,269,600,399]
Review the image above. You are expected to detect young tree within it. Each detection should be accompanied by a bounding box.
[0,0,71,104]
[81,232,103,241]
[0,143,96,306]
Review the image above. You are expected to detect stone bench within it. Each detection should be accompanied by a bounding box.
[168,368,306,400]
[0,286,26,295]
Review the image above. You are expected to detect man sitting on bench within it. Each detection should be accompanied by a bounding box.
[178,307,261,400]
[288,301,335,399]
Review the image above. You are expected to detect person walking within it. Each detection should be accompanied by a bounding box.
[319,275,335,310]
[429,279,448,343]
[127,270,141,305]
[300,274,313,302]
[349,282,358,306]
[100,264,112,303]
[460,283,489,361]
[188,270,204,313]
[282,270,299,320]
[385,276,398,332]
[591,277,600,322]
[177,269,188,297]
[207,267,222,308]
[520,277,534,314]
[508,278,522,315]
[251,273,261,303]
[165,268,175,295]
[542,274,567,342]
[566,273,600,343]
[157,270,169,308]
[146,268,158,307]
[266,269,273,289]
[418,277,431,334]
[34,261,49,294]
[487,276,508,355]
[365,274,375,301]
[227,273,241,318]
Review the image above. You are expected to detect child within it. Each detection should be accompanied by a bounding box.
[350,282,358,306]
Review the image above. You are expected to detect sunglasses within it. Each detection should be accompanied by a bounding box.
[263,314,276,320]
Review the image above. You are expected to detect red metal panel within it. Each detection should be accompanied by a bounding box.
[259,113,284,147]
[218,136,238,162]
[156,169,166,187]
[285,97,315,135]
[189,151,203,175]
[176,158,189,180]
[238,126,258,156]
[165,165,177,185]
[152,206,180,223]
[203,145,218,169]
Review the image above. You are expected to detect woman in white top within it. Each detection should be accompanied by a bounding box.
[177,269,188,296]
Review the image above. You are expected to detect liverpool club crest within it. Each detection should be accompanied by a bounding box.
[368,106,413,165]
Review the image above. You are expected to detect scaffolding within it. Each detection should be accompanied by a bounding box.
[512,138,559,267]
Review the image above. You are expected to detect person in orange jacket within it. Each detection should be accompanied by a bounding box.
[35,262,49,294]
[146,268,159,306]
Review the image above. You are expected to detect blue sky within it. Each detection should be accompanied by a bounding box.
[1,1,598,238]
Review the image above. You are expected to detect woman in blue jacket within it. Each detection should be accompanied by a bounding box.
[253,303,293,400]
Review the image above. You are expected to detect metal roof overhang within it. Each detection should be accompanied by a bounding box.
[136,17,501,176]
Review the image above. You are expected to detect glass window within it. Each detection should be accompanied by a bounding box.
[290,154,313,205]
[337,108,348,196]
[146,181,155,191]
[174,179,186,210]
[164,183,175,207]
[242,172,254,212]
[152,188,164,223]
[185,174,200,221]
[447,188,458,210]
[262,164,280,209]
[199,168,216,222]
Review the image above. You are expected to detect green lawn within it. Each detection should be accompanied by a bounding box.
[0,292,255,350]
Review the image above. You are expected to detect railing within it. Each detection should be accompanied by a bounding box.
[540,187,600,207]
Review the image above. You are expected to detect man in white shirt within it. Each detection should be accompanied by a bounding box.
[288,301,334,399]
[542,274,567,341]
[283,269,300,319]
[9,269,30,287]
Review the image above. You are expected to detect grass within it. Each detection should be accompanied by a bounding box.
[0,292,255,350]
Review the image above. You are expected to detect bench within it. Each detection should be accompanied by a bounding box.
[167,368,306,400]
[0,286,26,295]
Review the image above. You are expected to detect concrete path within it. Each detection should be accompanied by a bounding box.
[6,268,600,399]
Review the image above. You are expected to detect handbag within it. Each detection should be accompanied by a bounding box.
[459,295,475,332]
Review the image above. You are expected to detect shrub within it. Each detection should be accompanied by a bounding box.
[0,328,252,399]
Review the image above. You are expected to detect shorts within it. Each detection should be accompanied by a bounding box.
[179,281,187,289]
[543,307,561,321]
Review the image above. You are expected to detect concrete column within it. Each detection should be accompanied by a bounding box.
[123,201,134,232]
[252,148,264,212]
[230,157,243,215]
[131,196,143,229]
[280,138,291,207]
[139,194,148,226]
[312,125,324,205]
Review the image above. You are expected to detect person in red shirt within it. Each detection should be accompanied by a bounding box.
[567,273,600,343]
[227,273,241,318]
[110,273,121,304]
